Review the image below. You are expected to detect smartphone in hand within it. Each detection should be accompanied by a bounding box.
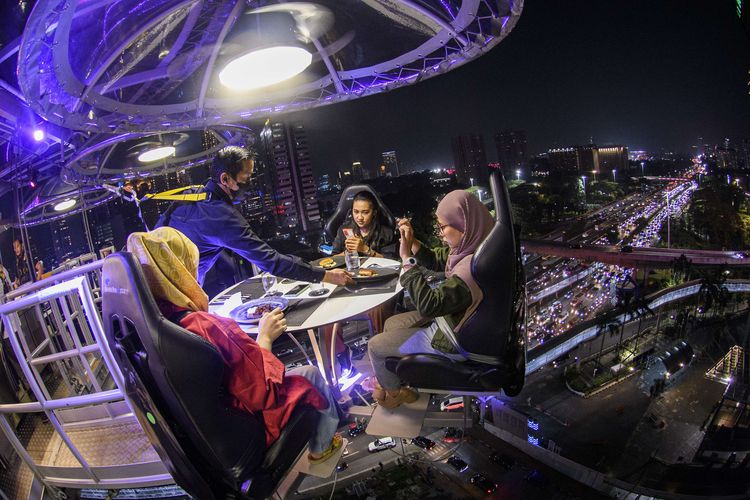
[343,228,354,239]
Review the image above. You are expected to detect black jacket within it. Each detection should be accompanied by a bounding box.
[156,180,324,285]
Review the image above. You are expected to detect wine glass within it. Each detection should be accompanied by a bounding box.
[261,273,277,295]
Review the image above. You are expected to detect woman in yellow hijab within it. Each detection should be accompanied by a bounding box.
[127,227,342,463]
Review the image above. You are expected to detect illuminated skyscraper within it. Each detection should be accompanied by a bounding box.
[258,120,320,233]
[451,134,488,186]
[494,130,528,170]
[352,161,364,182]
[381,150,400,177]
[597,145,629,172]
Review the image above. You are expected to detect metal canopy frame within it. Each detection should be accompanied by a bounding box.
[17,0,524,133]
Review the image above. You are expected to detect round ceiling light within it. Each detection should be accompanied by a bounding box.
[137,146,176,163]
[219,46,312,91]
[53,199,76,212]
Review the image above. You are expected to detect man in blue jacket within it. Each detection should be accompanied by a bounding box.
[157,146,352,287]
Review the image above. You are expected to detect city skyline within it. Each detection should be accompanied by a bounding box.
[283,0,750,178]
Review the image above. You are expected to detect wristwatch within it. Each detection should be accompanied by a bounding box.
[404,256,418,268]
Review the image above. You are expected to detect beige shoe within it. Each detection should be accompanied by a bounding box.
[373,384,419,410]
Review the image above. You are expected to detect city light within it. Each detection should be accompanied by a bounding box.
[138,146,175,163]
[516,169,521,180]
[612,169,617,182]
[219,46,312,91]
[53,198,76,212]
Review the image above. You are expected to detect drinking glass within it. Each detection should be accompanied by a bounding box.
[309,281,329,296]
[345,250,360,273]
[261,273,277,294]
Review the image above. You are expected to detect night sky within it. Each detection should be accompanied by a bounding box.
[286,0,750,177]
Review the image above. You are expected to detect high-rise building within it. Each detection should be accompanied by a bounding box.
[451,134,488,186]
[261,121,320,233]
[88,204,115,252]
[51,214,87,262]
[382,150,400,177]
[547,145,613,173]
[576,144,599,173]
[598,145,629,172]
[494,130,528,170]
[351,161,364,182]
[547,148,578,172]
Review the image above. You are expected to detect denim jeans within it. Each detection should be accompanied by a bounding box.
[367,311,467,390]
[288,365,340,454]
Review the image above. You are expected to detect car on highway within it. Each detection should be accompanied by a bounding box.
[368,437,396,453]
[348,421,365,438]
[274,348,294,357]
[470,473,497,494]
[443,427,463,443]
[440,396,464,411]
[447,455,469,472]
[411,436,436,450]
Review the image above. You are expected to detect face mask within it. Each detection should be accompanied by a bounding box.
[230,179,253,201]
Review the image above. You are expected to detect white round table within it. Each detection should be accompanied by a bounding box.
[208,257,403,388]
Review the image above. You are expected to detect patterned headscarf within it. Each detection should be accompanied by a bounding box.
[126,227,208,312]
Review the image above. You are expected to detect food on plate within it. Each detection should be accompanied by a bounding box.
[319,257,336,268]
[358,269,375,277]
[244,303,275,320]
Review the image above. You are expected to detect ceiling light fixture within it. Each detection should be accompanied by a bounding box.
[33,129,45,141]
[53,199,76,212]
[137,145,176,163]
[219,45,312,90]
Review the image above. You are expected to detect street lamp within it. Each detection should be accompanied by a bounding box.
[516,169,521,180]
[666,191,671,249]
[612,169,617,182]
[470,177,474,187]
[581,175,587,190]
[592,170,598,182]
[640,161,645,176]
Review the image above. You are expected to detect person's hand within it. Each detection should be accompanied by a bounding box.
[258,308,287,344]
[34,261,44,280]
[345,236,368,253]
[398,220,415,261]
[323,268,354,286]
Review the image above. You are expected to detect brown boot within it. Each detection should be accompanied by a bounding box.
[373,384,419,410]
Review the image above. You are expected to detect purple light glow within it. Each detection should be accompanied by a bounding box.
[33,129,45,141]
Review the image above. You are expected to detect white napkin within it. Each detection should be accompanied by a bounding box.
[212,292,242,319]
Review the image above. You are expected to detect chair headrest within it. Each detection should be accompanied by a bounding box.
[324,184,396,240]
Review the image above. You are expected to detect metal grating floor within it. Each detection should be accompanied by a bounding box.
[0,414,161,498]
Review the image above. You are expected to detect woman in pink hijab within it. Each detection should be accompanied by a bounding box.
[367,190,494,409]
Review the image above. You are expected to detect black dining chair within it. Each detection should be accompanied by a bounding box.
[324,184,397,246]
[101,252,319,499]
[385,171,527,396]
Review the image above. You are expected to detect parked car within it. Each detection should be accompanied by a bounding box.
[440,396,464,411]
[489,451,514,470]
[368,437,396,453]
[447,455,468,472]
[443,427,463,443]
[470,473,497,494]
[348,421,365,438]
[411,436,435,450]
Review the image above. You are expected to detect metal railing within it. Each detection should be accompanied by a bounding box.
[0,260,171,491]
